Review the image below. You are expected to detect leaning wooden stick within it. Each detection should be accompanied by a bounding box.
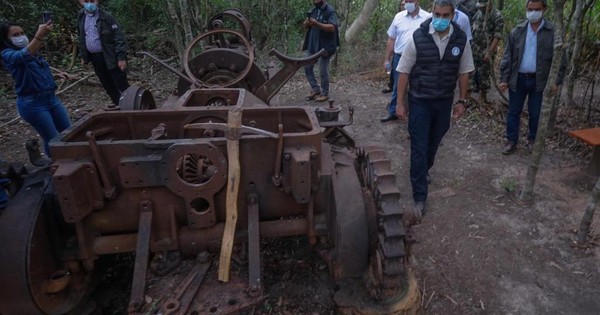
[218,108,242,282]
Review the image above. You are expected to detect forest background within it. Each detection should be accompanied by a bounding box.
[1,0,600,190]
[0,0,598,103]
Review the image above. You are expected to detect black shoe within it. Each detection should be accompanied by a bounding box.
[380,113,398,122]
[502,141,517,155]
[382,87,393,93]
[413,201,426,224]
[526,140,534,152]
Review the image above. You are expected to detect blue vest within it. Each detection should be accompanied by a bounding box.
[409,19,467,100]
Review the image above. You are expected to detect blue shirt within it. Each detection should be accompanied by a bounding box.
[84,12,102,53]
[519,20,544,73]
[2,48,57,96]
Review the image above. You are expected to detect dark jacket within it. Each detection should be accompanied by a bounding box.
[302,3,339,56]
[77,8,128,70]
[500,19,566,92]
[409,20,468,100]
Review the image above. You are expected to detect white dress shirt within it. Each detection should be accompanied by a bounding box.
[387,8,432,54]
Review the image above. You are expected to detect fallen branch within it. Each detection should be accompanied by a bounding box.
[0,116,20,129]
[443,294,459,306]
[425,291,436,309]
[56,73,95,96]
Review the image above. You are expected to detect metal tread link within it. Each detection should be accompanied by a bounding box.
[361,146,407,299]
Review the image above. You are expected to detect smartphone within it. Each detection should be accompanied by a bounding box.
[42,11,52,24]
[306,11,312,19]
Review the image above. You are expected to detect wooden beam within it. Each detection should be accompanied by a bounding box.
[218,108,242,282]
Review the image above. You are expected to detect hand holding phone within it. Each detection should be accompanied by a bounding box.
[42,11,53,24]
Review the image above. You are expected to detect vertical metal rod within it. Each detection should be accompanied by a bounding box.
[86,131,116,199]
[128,201,153,313]
[247,192,261,292]
[272,124,284,186]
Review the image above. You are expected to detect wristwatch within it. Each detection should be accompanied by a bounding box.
[454,99,467,106]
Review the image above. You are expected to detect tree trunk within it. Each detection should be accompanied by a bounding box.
[519,0,566,202]
[565,0,596,108]
[164,0,186,64]
[344,0,380,44]
[178,0,194,44]
[576,175,600,244]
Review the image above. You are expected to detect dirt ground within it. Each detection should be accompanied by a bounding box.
[1,59,599,314]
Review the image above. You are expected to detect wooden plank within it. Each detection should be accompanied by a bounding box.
[218,109,242,282]
[568,128,600,146]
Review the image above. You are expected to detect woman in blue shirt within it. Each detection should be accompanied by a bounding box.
[0,21,71,157]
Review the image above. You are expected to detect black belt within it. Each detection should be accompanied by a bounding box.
[518,72,536,78]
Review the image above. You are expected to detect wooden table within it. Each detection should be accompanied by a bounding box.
[568,128,600,175]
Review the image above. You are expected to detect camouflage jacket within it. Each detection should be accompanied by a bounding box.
[472,8,504,50]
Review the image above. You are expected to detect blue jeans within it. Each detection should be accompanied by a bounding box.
[0,178,8,209]
[17,92,71,156]
[304,51,331,96]
[408,95,453,202]
[506,74,543,144]
[387,53,402,115]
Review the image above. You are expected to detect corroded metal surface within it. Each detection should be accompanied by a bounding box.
[0,9,415,315]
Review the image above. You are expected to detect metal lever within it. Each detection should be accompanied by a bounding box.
[184,122,279,139]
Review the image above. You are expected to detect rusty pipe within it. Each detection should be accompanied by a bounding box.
[180,219,308,256]
[136,51,198,87]
[91,219,309,257]
[93,234,138,255]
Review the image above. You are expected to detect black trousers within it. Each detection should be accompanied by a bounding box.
[89,52,129,106]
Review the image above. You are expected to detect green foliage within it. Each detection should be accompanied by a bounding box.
[102,0,167,34]
[500,176,518,193]
[1,0,600,72]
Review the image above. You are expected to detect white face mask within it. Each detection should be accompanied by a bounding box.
[526,10,543,23]
[11,35,29,48]
[405,2,416,13]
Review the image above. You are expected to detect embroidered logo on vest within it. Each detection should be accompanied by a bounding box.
[451,46,461,56]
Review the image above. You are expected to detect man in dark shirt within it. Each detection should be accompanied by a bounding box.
[498,0,565,154]
[77,0,129,107]
[302,0,339,102]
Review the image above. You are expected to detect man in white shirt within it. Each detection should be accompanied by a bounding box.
[395,0,474,221]
[453,9,473,41]
[380,0,431,122]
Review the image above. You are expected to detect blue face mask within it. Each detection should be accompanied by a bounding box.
[432,17,451,32]
[84,3,97,13]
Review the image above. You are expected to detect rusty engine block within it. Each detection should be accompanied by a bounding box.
[0,10,418,315]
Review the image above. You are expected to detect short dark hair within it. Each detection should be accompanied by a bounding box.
[0,22,20,51]
[526,0,547,7]
[433,0,456,11]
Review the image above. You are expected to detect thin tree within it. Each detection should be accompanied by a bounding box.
[565,0,596,108]
[519,0,566,201]
[576,175,600,244]
[344,0,380,43]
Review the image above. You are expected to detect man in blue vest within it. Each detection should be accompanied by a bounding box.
[302,0,339,103]
[395,0,474,220]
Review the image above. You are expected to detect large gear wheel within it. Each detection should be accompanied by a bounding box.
[0,170,94,314]
[357,145,408,301]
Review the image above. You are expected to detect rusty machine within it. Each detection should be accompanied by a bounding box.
[0,10,420,314]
